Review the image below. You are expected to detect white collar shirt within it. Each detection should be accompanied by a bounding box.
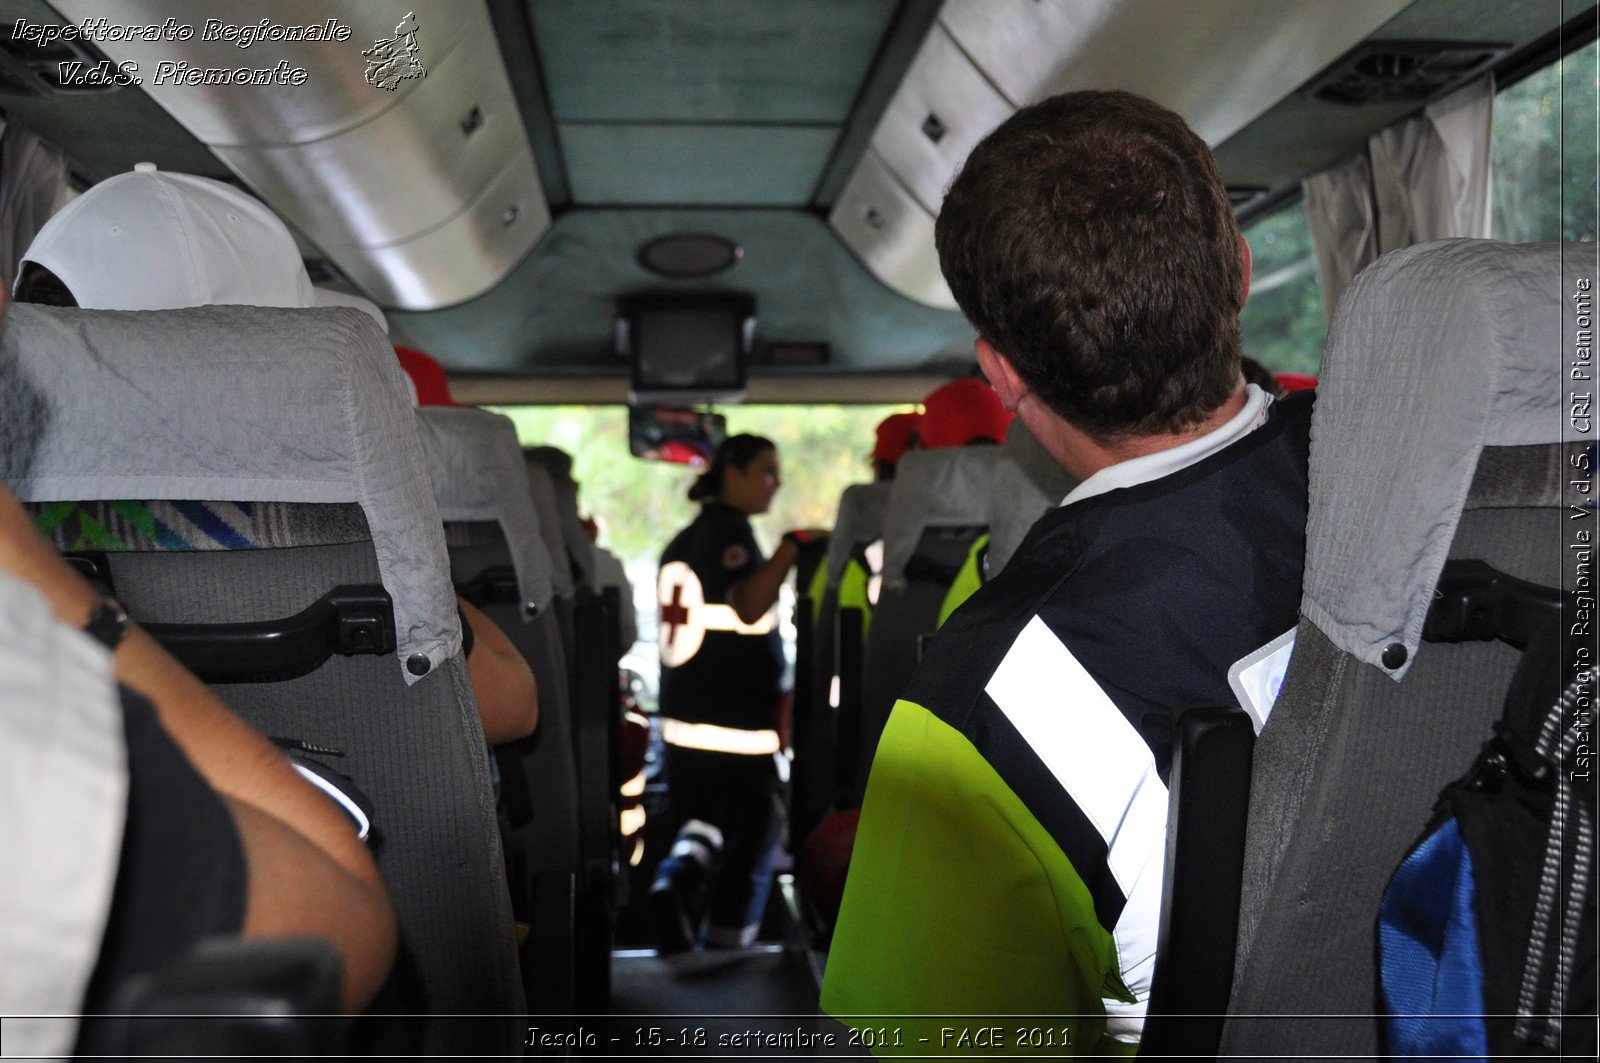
[1063,384,1274,507]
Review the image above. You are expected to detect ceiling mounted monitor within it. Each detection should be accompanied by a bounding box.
[619,294,755,406]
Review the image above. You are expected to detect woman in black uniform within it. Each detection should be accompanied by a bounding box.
[650,434,825,953]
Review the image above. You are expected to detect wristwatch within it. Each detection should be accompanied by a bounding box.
[83,597,129,651]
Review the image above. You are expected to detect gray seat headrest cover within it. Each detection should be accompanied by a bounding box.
[826,481,891,589]
[1302,239,1592,680]
[415,407,555,618]
[881,446,1002,588]
[984,458,1055,577]
[1001,416,1076,501]
[523,461,575,600]
[0,303,460,684]
[987,419,1076,576]
[523,448,594,589]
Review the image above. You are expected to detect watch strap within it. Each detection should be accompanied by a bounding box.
[83,598,129,651]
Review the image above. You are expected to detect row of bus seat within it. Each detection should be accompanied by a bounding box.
[794,417,1074,844]
[792,238,1593,1053]
[417,404,585,1022]
[1216,239,1593,1055]
[2,300,628,1053]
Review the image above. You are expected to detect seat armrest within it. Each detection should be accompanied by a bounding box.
[1143,706,1255,1055]
[105,938,346,1056]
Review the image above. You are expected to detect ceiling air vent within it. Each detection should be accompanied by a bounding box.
[1304,40,1510,107]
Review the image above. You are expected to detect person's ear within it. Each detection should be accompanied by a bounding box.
[975,338,1027,412]
[1239,235,1253,306]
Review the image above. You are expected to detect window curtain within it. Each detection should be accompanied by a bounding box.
[0,124,72,291]
[1301,76,1494,320]
[1302,152,1378,324]
[1368,75,1495,251]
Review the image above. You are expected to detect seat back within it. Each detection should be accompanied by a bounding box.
[1222,241,1590,1055]
[448,531,581,1015]
[414,406,579,1014]
[987,419,1075,577]
[524,447,595,592]
[852,447,999,801]
[519,460,584,878]
[416,406,553,620]
[524,460,576,603]
[571,585,621,1011]
[524,449,615,1010]
[814,483,893,705]
[1141,707,1255,1055]
[1,303,522,1052]
[793,482,891,835]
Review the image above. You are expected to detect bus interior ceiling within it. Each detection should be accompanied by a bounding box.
[1,0,1590,404]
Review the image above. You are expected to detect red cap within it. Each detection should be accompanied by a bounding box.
[871,412,922,463]
[1274,372,1317,394]
[394,346,461,407]
[918,377,1014,450]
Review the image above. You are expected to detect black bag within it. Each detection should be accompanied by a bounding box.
[1379,561,1596,1057]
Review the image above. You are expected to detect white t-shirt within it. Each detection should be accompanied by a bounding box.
[0,570,125,1056]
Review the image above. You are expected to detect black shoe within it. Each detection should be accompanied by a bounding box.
[649,881,695,956]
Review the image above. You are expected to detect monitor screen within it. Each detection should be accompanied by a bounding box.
[622,295,753,402]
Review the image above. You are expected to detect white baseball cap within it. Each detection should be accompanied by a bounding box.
[17,162,314,310]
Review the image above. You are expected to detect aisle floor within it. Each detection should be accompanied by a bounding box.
[595,946,864,1058]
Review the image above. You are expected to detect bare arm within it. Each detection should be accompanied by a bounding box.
[728,529,830,625]
[459,597,538,744]
[0,485,395,1009]
[226,797,397,1010]
[729,539,802,625]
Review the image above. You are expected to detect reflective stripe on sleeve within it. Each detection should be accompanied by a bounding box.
[984,615,1169,1042]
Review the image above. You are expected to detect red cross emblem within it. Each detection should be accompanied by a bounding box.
[656,560,775,669]
[657,561,707,667]
[661,580,690,650]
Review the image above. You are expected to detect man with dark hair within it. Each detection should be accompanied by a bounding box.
[938,89,1250,451]
[822,91,1310,1053]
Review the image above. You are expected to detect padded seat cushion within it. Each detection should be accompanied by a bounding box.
[416,407,553,617]
[1,302,460,683]
[1223,236,1592,1056]
[881,447,1002,589]
[826,482,891,589]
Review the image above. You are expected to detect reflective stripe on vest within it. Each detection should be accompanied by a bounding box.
[657,560,776,668]
[660,717,782,755]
